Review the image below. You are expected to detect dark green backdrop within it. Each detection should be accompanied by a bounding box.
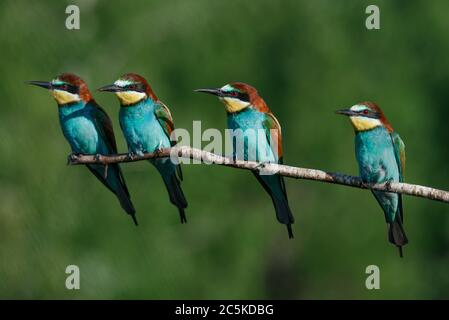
[0,0,448,299]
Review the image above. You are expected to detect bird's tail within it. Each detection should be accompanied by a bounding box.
[254,173,295,238]
[86,164,137,225]
[116,182,138,226]
[153,159,188,223]
[163,173,188,223]
[388,215,408,258]
[272,195,295,239]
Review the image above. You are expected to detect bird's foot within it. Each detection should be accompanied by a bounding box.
[127,152,138,161]
[92,154,107,176]
[153,147,164,158]
[256,161,275,176]
[255,162,266,170]
[153,141,165,158]
[93,154,101,162]
[67,152,81,165]
[385,179,393,190]
[360,181,372,189]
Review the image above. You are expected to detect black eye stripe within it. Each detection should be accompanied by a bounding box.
[358,109,379,118]
[54,83,79,94]
[125,83,145,92]
[225,91,249,102]
[240,93,249,101]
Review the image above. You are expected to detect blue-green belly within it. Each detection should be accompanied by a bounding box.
[227,108,277,163]
[59,103,103,154]
[355,126,399,222]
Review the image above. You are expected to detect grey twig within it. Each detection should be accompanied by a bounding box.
[68,146,449,204]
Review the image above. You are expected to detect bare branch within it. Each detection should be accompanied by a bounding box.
[68,146,449,204]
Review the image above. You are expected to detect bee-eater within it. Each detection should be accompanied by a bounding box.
[195,83,295,238]
[98,73,188,223]
[27,73,137,225]
[336,102,408,257]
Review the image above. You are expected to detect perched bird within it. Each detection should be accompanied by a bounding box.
[336,102,408,257]
[27,73,137,225]
[195,83,295,238]
[99,73,188,223]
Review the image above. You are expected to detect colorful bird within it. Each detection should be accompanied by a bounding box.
[27,73,137,225]
[98,73,188,223]
[195,83,295,238]
[336,102,408,257]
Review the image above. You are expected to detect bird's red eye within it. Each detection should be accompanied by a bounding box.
[129,85,137,90]
[61,85,68,90]
[231,91,238,97]
[363,109,369,115]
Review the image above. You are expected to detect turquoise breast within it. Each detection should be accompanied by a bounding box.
[227,107,277,163]
[355,126,399,183]
[355,126,400,222]
[58,102,101,154]
[119,99,170,153]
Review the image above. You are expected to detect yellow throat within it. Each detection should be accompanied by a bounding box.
[116,91,146,105]
[221,97,250,113]
[52,90,80,105]
[349,116,382,131]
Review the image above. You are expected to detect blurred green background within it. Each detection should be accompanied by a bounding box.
[0,0,448,299]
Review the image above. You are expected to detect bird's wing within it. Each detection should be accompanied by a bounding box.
[391,132,406,181]
[262,112,283,162]
[90,101,131,196]
[154,101,176,146]
[91,101,118,153]
[391,131,406,222]
[154,101,183,181]
[261,112,288,195]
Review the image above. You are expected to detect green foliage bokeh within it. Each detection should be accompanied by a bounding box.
[0,0,448,299]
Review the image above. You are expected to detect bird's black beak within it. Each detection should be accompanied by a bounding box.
[335,108,356,117]
[26,81,52,90]
[98,84,124,92]
[194,88,223,97]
